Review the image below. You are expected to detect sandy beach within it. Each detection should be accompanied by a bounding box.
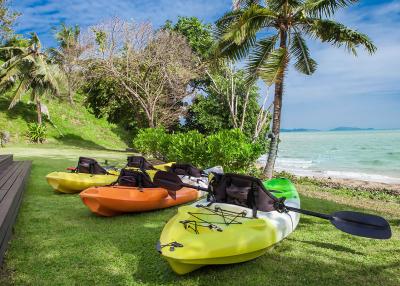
[300,175,400,194]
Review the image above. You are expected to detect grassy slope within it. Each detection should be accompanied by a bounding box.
[0,95,129,150]
[0,147,399,286]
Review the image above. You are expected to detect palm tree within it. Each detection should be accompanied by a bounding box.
[48,24,82,103]
[0,33,62,125]
[215,0,376,178]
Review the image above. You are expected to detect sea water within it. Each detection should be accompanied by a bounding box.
[259,130,400,184]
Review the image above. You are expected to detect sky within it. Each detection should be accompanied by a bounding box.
[12,0,400,130]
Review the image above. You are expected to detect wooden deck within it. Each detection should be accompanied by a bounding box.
[0,154,31,265]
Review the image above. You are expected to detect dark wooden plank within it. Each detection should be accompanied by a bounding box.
[0,162,25,191]
[0,165,30,259]
[0,155,13,174]
[0,161,31,265]
[0,162,20,190]
[0,223,12,265]
[0,163,24,202]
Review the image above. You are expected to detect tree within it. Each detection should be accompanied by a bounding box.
[0,0,19,43]
[49,24,85,103]
[163,16,214,59]
[187,65,270,141]
[83,19,201,128]
[82,71,147,132]
[216,0,376,178]
[0,33,62,125]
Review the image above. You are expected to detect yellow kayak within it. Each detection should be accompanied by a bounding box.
[157,178,300,274]
[46,162,174,194]
[46,172,118,194]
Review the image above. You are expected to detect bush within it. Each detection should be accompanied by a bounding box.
[205,129,264,173]
[133,128,267,173]
[133,128,170,160]
[167,130,207,167]
[27,123,47,143]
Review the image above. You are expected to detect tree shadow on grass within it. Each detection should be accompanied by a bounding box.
[287,238,364,255]
[0,98,37,123]
[54,133,127,152]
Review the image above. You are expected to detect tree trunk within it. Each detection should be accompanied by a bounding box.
[36,96,42,125]
[263,29,288,178]
[148,110,155,128]
[67,77,74,104]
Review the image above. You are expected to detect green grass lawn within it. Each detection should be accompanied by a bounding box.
[0,95,130,150]
[1,146,399,286]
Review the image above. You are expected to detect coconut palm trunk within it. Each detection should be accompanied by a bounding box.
[35,96,42,125]
[67,76,74,104]
[216,0,376,178]
[264,28,287,178]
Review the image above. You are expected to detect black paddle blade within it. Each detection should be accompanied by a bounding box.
[331,211,392,239]
[153,171,183,200]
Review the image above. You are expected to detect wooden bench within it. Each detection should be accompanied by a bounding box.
[0,154,31,265]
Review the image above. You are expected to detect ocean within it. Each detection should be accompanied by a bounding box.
[259,130,400,184]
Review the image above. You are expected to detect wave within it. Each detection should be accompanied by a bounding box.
[273,166,400,184]
[258,156,313,169]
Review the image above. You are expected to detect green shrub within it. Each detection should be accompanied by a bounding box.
[27,123,47,143]
[133,128,267,173]
[133,128,170,160]
[205,129,265,173]
[167,130,207,167]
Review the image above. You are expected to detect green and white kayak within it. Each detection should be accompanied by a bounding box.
[158,177,300,274]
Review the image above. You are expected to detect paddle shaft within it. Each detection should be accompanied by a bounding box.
[286,206,387,229]
[285,206,332,220]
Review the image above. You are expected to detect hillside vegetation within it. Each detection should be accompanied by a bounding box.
[0,94,129,150]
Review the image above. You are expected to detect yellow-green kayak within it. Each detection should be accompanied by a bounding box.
[46,162,174,194]
[46,172,118,194]
[158,178,300,274]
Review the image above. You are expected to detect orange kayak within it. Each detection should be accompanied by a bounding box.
[80,186,200,216]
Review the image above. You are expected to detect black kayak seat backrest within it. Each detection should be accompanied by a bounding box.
[117,168,156,187]
[127,156,155,170]
[211,173,277,212]
[77,157,108,175]
[168,163,203,177]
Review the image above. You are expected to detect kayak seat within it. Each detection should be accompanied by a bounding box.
[210,173,278,215]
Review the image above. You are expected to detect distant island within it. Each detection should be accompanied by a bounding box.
[330,127,375,131]
[281,128,320,132]
[281,127,377,132]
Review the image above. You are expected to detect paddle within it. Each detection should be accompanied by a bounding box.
[279,203,392,239]
[154,171,392,239]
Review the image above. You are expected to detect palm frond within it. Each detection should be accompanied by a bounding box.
[1,52,28,70]
[268,0,303,11]
[303,0,358,17]
[290,31,317,75]
[215,35,257,61]
[0,64,20,86]
[232,0,262,10]
[220,5,277,46]
[257,47,287,85]
[0,46,27,54]
[8,79,30,109]
[215,9,245,38]
[303,19,377,55]
[245,35,278,83]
